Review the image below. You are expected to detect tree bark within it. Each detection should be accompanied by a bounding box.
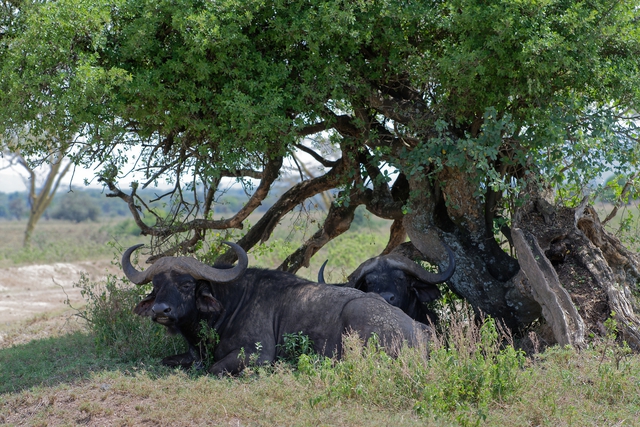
[402,168,541,331]
[514,196,640,349]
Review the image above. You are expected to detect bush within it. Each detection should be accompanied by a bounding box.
[73,273,186,362]
[51,191,100,222]
[103,218,143,237]
[296,313,527,423]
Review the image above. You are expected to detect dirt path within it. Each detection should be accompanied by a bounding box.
[0,260,122,344]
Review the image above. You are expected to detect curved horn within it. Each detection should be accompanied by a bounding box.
[122,244,153,285]
[348,257,382,288]
[193,241,248,283]
[122,241,249,285]
[385,243,456,286]
[318,259,328,284]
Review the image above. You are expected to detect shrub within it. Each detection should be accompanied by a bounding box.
[297,314,527,422]
[73,273,186,362]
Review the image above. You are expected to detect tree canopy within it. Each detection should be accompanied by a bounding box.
[1,0,640,343]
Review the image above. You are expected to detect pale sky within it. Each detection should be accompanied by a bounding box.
[0,161,104,194]
[0,142,338,194]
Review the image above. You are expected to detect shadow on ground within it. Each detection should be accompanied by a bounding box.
[0,332,172,394]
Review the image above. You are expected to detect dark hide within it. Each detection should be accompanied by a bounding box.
[319,244,455,325]
[352,266,442,325]
[134,268,428,375]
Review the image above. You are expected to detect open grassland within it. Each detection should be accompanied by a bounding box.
[593,200,640,252]
[0,219,151,268]
[1,307,639,426]
[1,211,640,426]
[0,207,393,277]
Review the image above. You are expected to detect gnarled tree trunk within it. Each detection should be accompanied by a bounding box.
[400,166,640,349]
[513,196,640,349]
[402,169,542,332]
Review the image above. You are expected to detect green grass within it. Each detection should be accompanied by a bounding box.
[2,310,639,426]
[0,219,151,268]
[0,331,115,394]
[2,208,640,425]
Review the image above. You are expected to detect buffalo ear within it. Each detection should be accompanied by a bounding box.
[414,284,441,304]
[133,294,155,317]
[354,279,368,292]
[196,286,224,314]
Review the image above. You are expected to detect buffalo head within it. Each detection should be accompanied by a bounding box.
[319,242,455,324]
[122,242,248,367]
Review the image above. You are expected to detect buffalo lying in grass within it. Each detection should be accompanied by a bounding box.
[319,243,456,324]
[124,242,428,375]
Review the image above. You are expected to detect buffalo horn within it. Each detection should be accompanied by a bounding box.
[318,259,329,284]
[386,243,456,286]
[350,243,455,286]
[122,242,249,285]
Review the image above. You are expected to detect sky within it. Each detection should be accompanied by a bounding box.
[0,149,321,194]
[0,160,105,194]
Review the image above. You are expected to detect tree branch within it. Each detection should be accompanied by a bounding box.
[294,143,338,168]
[278,188,369,273]
[216,157,347,264]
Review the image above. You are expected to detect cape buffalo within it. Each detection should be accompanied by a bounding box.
[318,243,455,325]
[124,242,428,375]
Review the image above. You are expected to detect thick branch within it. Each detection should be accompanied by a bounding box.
[381,219,407,255]
[512,228,586,347]
[278,189,369,273]
[294,143,338,168]
[602,172,639,225]
[217,158,346,264]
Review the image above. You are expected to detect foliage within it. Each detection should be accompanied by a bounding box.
[195,319,220,369]
[278,331,317,365]
[72,273,186,362]
[2,0,637,251]
[294,318,526,425]
[1,0,640,335]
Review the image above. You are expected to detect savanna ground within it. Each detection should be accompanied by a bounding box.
[0,205,639,426]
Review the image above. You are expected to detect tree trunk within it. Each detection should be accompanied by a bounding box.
[402,169,541,332]
[21,153,71,248]
[401,167,640,348]
[513,196,640,349]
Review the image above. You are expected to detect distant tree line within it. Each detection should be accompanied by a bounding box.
[0,185,282,222]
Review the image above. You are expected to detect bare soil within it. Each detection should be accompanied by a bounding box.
[0,260,122,347]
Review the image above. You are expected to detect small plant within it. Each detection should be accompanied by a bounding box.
[249,342,263,366]
[71,273,186,362]
[279,331,316,362]
[236,342,265,374]
[599,312,633,370]
[195,320,220,368]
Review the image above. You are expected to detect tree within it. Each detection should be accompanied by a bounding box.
[0,0,97,246]
[50,190,100,223]
[1,0,639,347]
[7,194,26,220]
[2,142,78,246]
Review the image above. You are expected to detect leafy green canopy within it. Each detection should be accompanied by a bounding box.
[1,0,639,220]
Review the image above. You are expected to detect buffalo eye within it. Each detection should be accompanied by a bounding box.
[179,280,195,291]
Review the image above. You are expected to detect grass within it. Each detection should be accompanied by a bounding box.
[0,218,151,268]
[2,309,639,426]
[1,210,640,425]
